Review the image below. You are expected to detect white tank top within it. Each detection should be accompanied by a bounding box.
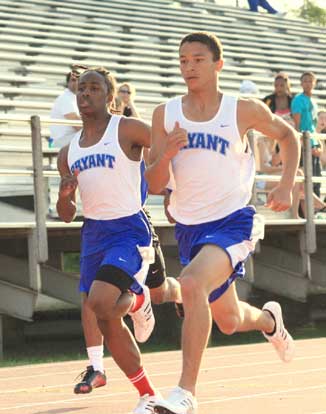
[164,95,255,225]
[68,115,141,220]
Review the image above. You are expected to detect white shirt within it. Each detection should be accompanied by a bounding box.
[68,115,142,220]
[164,94,255,225]
[50,88,79,148]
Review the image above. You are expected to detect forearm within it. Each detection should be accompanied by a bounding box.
[279,132,301,189]
[56,196,77,223]
[145,155,171,194]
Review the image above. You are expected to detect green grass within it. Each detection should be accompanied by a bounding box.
[1,321,326,368]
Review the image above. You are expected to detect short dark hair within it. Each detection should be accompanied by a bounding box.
[179,31,223,61]
[76,65,117,97]
[300,71,316,81]
[66,71,76,86]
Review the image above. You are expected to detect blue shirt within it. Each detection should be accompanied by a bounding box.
[291,93,318,133]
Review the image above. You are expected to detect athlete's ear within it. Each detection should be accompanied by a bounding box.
[216,58,224,73]
[106,93,114,105]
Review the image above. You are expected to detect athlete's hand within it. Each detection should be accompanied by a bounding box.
[265,184,292,212]
[162,121,188,160]
[58,171,78,198]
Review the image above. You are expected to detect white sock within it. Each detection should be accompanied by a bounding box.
[87,345,104,373]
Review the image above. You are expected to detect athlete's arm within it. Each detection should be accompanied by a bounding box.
[145,104,188,194]
[240,98,300,212]
[56,145,78,223]
[122,117,151,148]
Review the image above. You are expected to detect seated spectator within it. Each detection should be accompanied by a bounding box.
[263,72,294,128]
[50,69,81,148]
[117,82,140,118]
[317,110,326,169]
[255,134,326,218]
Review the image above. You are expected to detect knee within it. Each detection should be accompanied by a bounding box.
[88,295,114,320]
[215,312,241,336]
[179,272,202,303]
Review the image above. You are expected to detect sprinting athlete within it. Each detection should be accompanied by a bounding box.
[56,67,162,414]
[146,32,300,414]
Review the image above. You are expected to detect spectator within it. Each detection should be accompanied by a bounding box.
[239,79,259,96]
[317,110,326,169]
[263,72,294,127]
[118,82,140,118]
[49,69,81,148]
[291,72,322,197]
[247,0,279,14]
[255,134,326,218]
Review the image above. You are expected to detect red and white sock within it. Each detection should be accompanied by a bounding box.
[129,292,145,313]
[128,366,156,396]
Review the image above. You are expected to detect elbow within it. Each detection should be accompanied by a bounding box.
[148,184,165,195]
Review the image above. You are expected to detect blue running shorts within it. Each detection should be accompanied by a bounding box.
[175,206,264,302]
[79,211,153,294]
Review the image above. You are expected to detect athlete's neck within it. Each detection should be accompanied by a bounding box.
[80,113,111,145]
[183,90,223,122]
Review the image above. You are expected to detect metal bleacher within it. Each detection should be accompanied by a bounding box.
[0,0,326,356]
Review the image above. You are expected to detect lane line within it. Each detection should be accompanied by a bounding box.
[1,352,326,383]
[1,338,324,373]
[2,365,326,396]
[2,366,326,410]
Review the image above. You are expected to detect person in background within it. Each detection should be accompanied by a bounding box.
[263,72,294,128]
[239,79,259,96]
[292,72,322,197]
[317,110,326,167]
[49,69,81,148]
[118,82,140,118]
[247,0,280,14]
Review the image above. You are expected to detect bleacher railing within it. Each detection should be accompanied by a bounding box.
[0,115,325,271]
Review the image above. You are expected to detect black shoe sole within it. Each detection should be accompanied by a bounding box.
[154,406,178,414]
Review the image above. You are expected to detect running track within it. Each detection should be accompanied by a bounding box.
[1,338,325,414]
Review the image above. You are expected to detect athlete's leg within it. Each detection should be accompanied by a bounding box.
[150,277,182,304]
[82,293,103,348]
[87,281,139,374]
[146,242,182,305]
[210,283,274,335]
[177,244,237,395]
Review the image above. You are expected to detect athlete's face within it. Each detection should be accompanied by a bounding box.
[77,71,111,116]
[179,41,222,91]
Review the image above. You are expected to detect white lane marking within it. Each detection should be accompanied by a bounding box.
[1,352,326,383]
[1,365,326,395]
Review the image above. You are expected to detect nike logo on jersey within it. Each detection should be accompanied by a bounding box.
[118,257,127,262]
[104,141,112,145]
[220,124,229,128]
[181,132,230,155]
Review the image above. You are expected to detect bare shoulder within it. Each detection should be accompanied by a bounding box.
[238,97,267,116]
[119,116,151,148]
[120,116,150,135]
[238,97,273,132]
